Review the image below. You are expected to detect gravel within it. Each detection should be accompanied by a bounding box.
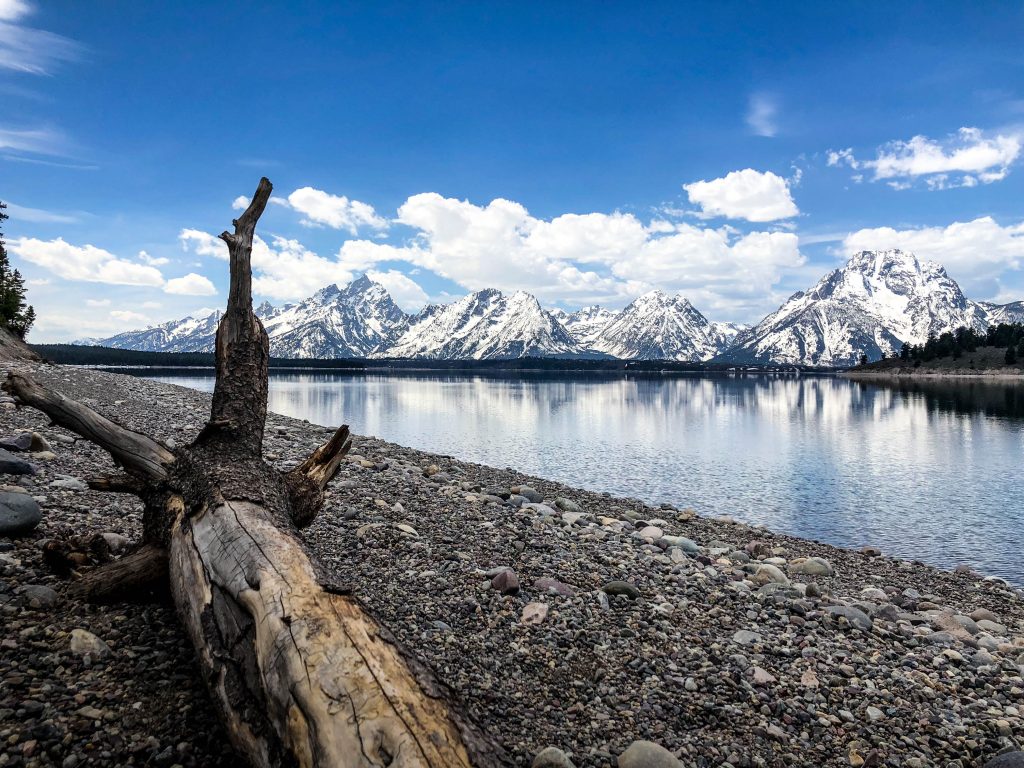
[1,361,1022,767]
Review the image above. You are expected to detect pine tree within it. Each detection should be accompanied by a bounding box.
[0,202,35,339]
[1007,344,1019,366]
[858,353,868,366]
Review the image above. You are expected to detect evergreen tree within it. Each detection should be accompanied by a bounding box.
[858,353,868,366]
[1007,344,1019,366]
[0,202,35,339]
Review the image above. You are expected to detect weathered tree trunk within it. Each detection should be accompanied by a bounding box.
[4,178,508,768]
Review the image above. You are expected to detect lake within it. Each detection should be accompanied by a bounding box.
[130,369,1024,585]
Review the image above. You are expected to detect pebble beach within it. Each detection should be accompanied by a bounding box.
[1,360,1023,768]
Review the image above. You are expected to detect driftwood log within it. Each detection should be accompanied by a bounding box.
[4,178,508,768]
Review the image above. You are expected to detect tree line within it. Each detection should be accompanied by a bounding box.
[0,202,35,338]
[894,323,1024,366]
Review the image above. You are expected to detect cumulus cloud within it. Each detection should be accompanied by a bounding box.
[9,237,165,286]
[164,272,216,296]
[110,310,149,324]
[843,216,1024,296]
[829,127,1021,189]
[285,187,388,234]
[231,195,249,211]
[683,169,799,222]
[180,229,354,300]
[184,190,809,319]
[745,94,777,138]
[366,269,429,312]
[138,250,169,266]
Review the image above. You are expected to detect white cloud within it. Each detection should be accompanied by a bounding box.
[4,202,79,223]
[0,3,81,75]
[138,250,169,266]
[745,94,777,138]
[180,229,354,300]
[285,187,388,234]
[0,126,66,155]
[830,127,1021,189]
[164,272,216,296]
[9,237,165,286]
[366,269,429,311]
[683,169,799,222]
[110,310,149,324]
[86,298,111,307]
[232,195,250,211]
[0,0,30,21]
[184,190,808,320]
[843,216,1024,297]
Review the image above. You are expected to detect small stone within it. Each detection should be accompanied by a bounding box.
[732,629,762,645]
[394,523,418,536]
[553,497,582,513]
[49,476,89,491]
[825,605,873,632]
[521,602,549,625]
[515,486,543,503]
[753,564,790,585]
[19,584,59,608]
[101,532,130,553]
[983,753,1024,768]
[865,706,884,722]
[617,740,681,768]
[752,666,776,684]
[29,433,51,452]
[532,746,576,768]
[790,556,834,577]
[69,628,111,659]
[534,577,576,597]
[491,569,520,595]
[601,580,640,599]
[638,525,664,540]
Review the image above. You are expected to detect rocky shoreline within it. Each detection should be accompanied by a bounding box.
[1,361,1023,768]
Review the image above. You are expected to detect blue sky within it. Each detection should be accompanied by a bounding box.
[3,1,1024,341]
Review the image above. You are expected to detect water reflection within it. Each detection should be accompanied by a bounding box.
[131,369,1024,584]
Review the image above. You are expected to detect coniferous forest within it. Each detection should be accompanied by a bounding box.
[0,202,35,339]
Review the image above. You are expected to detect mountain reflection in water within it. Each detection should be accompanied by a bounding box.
[130,369,1024,584]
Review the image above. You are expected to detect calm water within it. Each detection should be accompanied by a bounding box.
[131,369,1024,585]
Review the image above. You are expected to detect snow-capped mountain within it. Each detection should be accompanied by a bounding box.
[551,305,619,347]
[94,275,408,358]
[260,276,408,357]
[588,290,732,361]
[94,310,225,352]
[381,289,584,359]
[719,249,989,366]
[979,300,1024,326]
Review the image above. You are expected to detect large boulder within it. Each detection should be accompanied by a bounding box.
[617,740,681,767]
[0,433,33,452]
[0,491,42,536]
[984,753,1024,768]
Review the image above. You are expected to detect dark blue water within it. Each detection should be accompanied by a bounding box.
[133,369,1024,584]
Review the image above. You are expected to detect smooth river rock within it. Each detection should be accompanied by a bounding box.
[617,740,681,768]
[0,491,42,536]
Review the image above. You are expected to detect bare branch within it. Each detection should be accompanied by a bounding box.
[3,372,173,481]
[69,544,169,603]
[293,424,352,491]
[88,473,144,495]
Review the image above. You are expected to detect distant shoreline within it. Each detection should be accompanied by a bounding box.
[844,368,1024,380]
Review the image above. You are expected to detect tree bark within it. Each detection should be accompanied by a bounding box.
[4,178,508,768]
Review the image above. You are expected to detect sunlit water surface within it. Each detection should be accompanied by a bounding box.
[130,369,1024,585]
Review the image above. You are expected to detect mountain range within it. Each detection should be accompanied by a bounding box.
[89,250,1023,367]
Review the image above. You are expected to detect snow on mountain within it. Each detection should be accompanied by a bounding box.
[260,276,408,358]
[95,310,224,353]
[589,290,730,361]
[551,305,619,348]
[719,249,989,366]
[979,300,1024,326]
[93,275,408,358]
[381,289,584,359]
